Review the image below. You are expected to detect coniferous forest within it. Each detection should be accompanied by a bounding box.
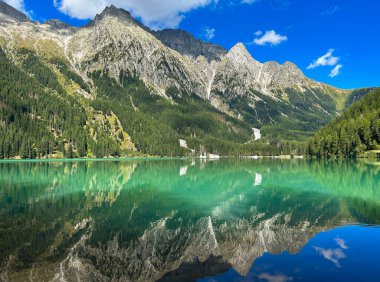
[307,89,380,158]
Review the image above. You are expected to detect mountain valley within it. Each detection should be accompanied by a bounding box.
[0,1,376,158]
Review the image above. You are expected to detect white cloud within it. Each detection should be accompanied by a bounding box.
[329,64,343,78]
[314,246,346,267]
[3,0,26,13]
[253,30,287,46]
[307,49,340,69]
[335,238,348,249]
[257,273,293,282]
[203,26,216,40]
[254,30,263,36]
[54,0,217,29]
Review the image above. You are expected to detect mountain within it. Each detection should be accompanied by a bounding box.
[153,29,228,62]
[44,19,76,31]
[0,2,372,158]
[0,1,30,22]
[344,87,379,107]
[307,88,380,157]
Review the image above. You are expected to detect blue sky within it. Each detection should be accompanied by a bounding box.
[5,0,380,89]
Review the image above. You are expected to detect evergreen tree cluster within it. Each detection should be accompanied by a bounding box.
[0,48,123,159]
[307,89,380,158]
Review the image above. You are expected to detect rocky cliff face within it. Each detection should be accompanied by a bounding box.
[153,29,228,62]
[211,42,324,102]
[0,1,30,22]
[67,7,211,97]
[44,19,76,31]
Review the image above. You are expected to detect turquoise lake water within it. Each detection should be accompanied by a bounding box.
[0,159,379,281]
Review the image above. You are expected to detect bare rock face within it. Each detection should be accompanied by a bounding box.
[153,29,227,62]
[211,42,312,99]
[212,42,263,98]
[87,5,149,32]
[261,61,309,89]
[67,8,210,98]
[44,19,75,31]
[0,1,30,22]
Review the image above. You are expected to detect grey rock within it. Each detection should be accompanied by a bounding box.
[44,19,74,30]
[87,5,149,33]
[153,29,227,62]
[0,0,30,22]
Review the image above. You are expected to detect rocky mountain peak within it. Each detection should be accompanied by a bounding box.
[264,60,305,78]
[44,19,74,30]
[102,5,131,18]
[153,29,227,62]
[226,42,261,72]
[89,5,147,30]
[227,42,259,64]
[0,1,30,22]
[283,61,305,76]
[229,42,247,54]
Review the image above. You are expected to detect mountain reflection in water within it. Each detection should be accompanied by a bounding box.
[0,159,379,281]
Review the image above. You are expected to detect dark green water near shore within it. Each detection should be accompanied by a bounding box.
[0,159,379,281]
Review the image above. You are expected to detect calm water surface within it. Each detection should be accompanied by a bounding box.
[0,159,379,281]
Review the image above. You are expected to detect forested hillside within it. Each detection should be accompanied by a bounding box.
[344,87,379,107]
[307,89,380,158]
[0,47,306,158]
[0,48,135,159]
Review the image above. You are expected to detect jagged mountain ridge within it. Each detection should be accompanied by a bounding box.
[0,1,365,157]
[67,5,345,113]
[153,28,228,62]
[44,19,76,31]
[0,2,347,109]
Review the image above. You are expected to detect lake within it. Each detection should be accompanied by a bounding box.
[0,159,379,281]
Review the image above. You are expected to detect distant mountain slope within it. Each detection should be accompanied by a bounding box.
[0,1,30,22]
[153,29,227,62]
[0,2,376,158]
[307,89,380,157]
[344,87,379,107]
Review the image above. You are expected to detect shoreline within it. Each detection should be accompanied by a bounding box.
[0,155,307,163]
[0,156,187,163]
[1,155,378,164]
